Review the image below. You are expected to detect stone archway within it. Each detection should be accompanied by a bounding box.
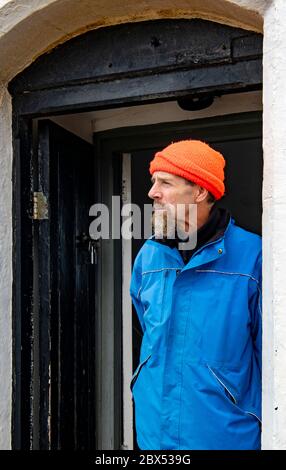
[0,0,265,84]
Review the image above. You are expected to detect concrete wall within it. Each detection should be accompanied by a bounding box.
[0,0,277,450]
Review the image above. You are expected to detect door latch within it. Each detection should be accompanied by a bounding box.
[33,192,49,220]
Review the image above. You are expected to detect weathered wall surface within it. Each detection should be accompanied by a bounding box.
[0,86,12,450]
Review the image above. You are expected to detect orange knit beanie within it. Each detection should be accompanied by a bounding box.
[149,139,225,200]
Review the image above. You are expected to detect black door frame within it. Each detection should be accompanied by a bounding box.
[9,18,262,449]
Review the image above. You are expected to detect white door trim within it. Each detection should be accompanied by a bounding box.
[121,152,134,450]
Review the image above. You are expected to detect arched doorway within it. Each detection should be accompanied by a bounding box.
[9,18,262,450]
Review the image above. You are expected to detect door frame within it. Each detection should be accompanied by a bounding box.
[93,110,262,450]
[10,19,262,449]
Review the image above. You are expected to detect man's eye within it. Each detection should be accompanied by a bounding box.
[163,181,170,185]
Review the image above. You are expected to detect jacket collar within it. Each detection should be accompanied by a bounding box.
[147,210,234,271]
[182,214,233,271]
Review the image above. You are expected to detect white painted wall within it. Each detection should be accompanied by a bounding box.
[262,0,286,450]
[228,0,269,13]
[0,86,12,450]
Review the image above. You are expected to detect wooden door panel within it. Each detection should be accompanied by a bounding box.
[37,120,96,449]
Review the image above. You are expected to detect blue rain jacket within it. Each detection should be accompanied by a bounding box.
[130,217,262,450]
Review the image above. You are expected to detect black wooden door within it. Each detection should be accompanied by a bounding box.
[35,120,96,449]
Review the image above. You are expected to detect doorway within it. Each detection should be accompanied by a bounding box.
[9,19,262,450]
[95,110,262,449]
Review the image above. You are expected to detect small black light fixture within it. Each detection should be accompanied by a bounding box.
[177,94,214,111]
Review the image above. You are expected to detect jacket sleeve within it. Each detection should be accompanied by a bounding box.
[130,259,146,334]
[249,252,262,374]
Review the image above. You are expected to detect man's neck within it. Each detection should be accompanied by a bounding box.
[183,205,214,235]
[196,205,214,231]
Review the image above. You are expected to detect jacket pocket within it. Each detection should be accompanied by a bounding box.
[130,354,151,392]
[207,365,262,424]
[207,364,238,405]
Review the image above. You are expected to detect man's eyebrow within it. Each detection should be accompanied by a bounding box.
[150,176,171,183]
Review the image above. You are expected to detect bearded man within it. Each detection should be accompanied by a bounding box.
[130,140,262,450]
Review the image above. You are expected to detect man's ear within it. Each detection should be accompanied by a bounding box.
[195,186,209,203]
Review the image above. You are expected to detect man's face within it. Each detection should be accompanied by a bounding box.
[148,171,197,238]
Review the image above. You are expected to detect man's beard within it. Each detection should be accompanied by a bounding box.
[151,203,197,242]
[151,204,178,239]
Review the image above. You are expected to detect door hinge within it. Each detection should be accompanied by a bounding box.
[33,191,49,220]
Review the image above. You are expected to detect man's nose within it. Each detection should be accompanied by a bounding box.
[148,183,161,200]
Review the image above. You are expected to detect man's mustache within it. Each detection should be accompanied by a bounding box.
[153,204,174,211]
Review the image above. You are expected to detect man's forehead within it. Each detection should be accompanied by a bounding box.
[151,171,181,181]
